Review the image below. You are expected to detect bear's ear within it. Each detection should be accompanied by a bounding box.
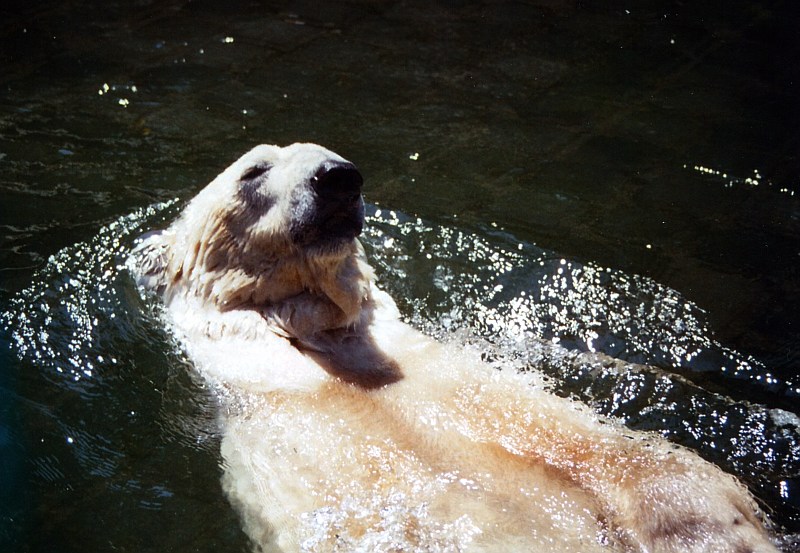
[129,230,173,292]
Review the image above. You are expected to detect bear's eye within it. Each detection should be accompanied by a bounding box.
[239,162,273,182]
[238,162,275,214]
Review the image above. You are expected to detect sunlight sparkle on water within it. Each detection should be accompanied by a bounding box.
[687,162,795,196]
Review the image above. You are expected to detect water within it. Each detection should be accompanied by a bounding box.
[1,0,798,551]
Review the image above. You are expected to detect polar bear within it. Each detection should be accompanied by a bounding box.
[130,143,778,553]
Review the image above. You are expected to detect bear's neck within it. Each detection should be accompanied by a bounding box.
[193,239,373,323]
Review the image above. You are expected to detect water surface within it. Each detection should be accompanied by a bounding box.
[2,0,798,551]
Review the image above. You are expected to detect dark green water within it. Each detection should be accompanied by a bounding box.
[1,0,798,551]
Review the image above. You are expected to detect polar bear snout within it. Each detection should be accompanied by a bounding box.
[289,159,365,248]
[311,161,362,202]
[312,162,364,239]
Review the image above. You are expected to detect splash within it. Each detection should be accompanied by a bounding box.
[363,206,794,396]
[2,201,798,542]
[2,201,177,389]
[363,205,800,537]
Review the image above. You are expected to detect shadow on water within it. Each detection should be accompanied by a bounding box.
[1,0,799,550]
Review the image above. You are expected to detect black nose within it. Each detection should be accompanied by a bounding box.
[311,161,363,201]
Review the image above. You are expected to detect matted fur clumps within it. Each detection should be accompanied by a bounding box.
[130,143,779,553]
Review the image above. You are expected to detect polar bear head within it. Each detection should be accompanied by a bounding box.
[197,142,365,257]
[221,143,365,254]
[132,143,378,337]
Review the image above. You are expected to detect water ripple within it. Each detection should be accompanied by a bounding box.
[363,205,800,534]
[2,201,797,538]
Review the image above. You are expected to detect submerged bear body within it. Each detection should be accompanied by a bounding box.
[130,143,778,552]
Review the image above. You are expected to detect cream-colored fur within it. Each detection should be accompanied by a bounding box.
[131,143,778,552]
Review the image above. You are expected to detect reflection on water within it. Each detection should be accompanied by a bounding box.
[1,0,799,550]
[363,207,800,541]
[365,207,798,401]
[688,163,797,196]
[1,203,249,552]
[2,202,798,550]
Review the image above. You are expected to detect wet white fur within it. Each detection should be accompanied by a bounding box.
[131,143,778,553]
